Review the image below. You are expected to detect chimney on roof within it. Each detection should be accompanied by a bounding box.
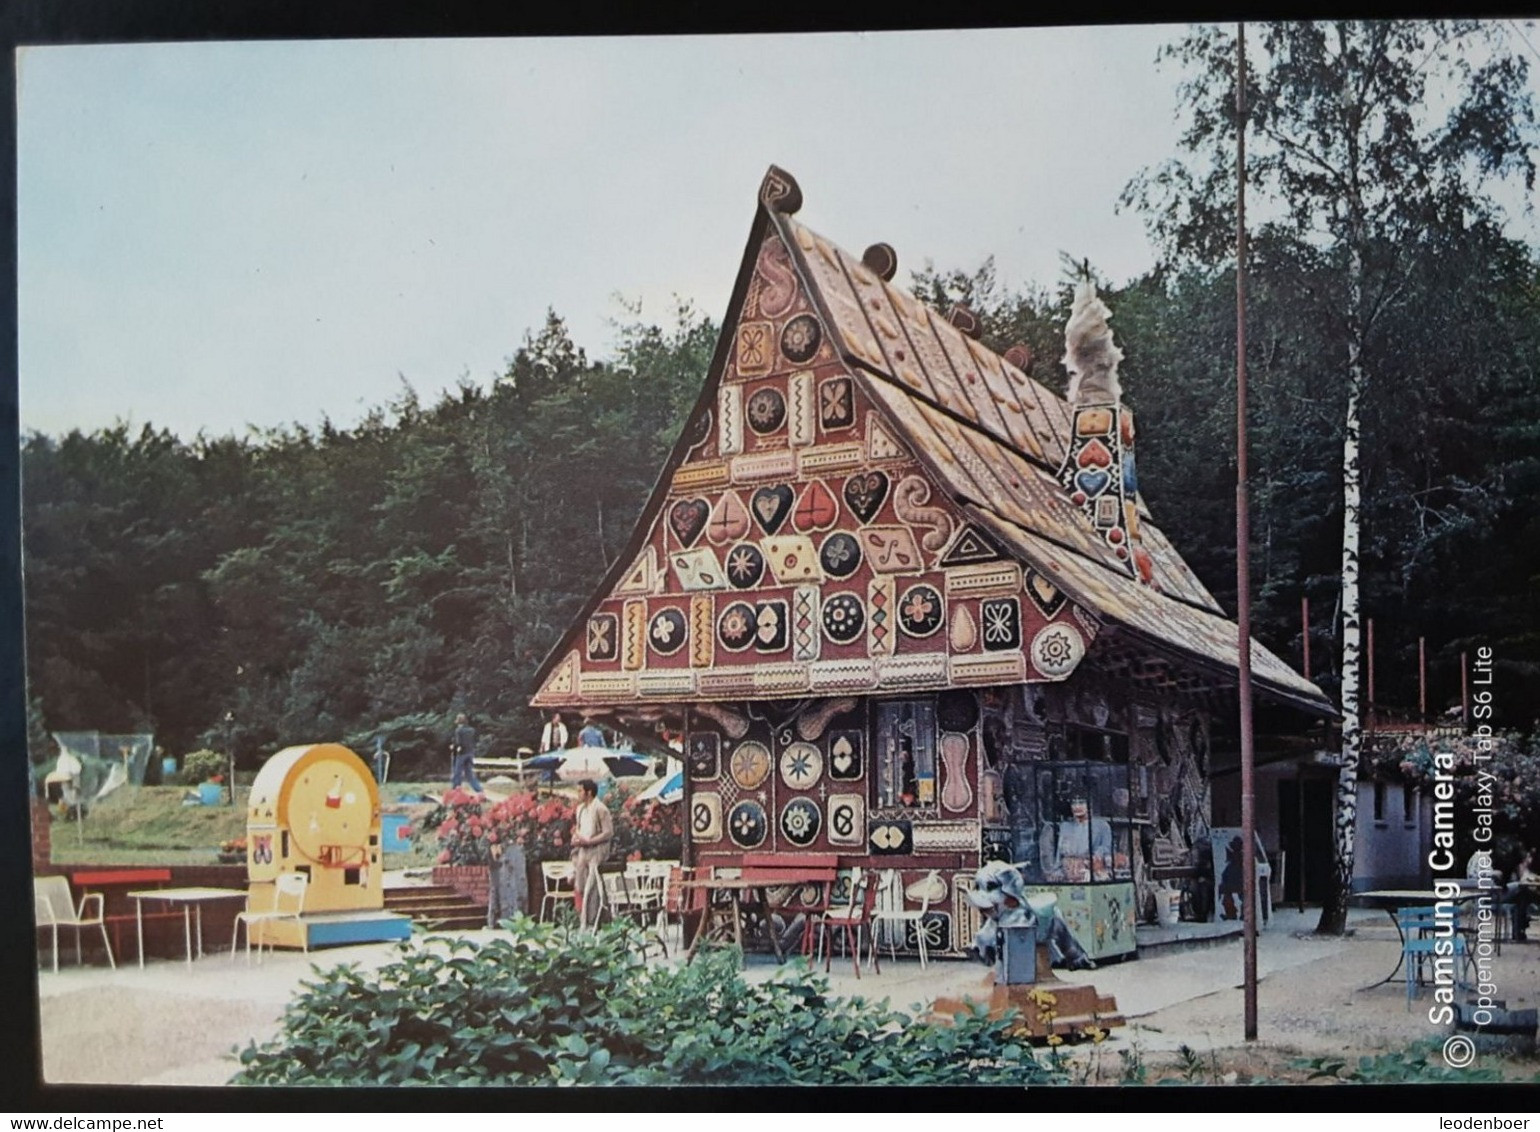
[1058,280,1155,587]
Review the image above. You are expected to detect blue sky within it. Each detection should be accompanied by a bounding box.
[17,25,1540,441]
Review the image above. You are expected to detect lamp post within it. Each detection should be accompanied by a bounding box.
[1235,21,1259,1043]
[224,710,236,806]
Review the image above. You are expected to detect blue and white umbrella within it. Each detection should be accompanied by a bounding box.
[636,768,683,804]
[525,747,651,781]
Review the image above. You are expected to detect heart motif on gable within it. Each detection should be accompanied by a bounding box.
[751,485,795,534]
[1076,439,1114,469]
[793,480,840,532]
[1074,468,1112,498]
[843,471,890,523]
[669,498,710,547]
[707,491,752,545]
[831,735,855,775]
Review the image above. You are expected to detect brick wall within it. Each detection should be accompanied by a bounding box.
[431,865,490,907]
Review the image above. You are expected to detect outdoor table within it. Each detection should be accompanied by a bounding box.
[1353,888,1480,989]
[127,887,249,969]
[676,872,834,964]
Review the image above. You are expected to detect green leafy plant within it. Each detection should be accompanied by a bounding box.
[231,918,1062,1086]
[1118,1040,1147,1085]
[1294,1041,1505,1084]
[181,749,227,785]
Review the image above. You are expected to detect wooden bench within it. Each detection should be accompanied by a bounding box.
[72,869,176,961]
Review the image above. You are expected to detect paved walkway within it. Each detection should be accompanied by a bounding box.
[35,905,1535,1085]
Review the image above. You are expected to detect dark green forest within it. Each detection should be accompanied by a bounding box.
[22,228,1539,778]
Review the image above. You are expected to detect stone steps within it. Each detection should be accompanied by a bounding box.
[384,884,486,930]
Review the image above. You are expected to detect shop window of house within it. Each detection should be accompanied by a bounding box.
[873,700,937,809]
[1007,731,1133,886]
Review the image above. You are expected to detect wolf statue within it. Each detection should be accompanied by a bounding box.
[966,859,1096,971]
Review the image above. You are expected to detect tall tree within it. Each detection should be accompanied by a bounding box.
[1124,20,1537,932]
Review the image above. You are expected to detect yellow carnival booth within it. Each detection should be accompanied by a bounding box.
[245,743,412,950]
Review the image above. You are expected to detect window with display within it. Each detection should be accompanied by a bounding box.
[873,700,936,810]
[1007,757,1133,885]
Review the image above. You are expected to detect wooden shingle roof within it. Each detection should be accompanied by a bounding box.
[765,206,1327,714]
[529,168,1333,718]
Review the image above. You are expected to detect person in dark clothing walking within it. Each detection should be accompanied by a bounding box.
[450,713,484,793]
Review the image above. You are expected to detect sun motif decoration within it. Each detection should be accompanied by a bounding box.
[1030,622,1085,678]
[780,313,821,363]
[780,742,823,790]
[718,601,756,652]
[726,544,765,588]
[730,741,772,790]
[746,387,787,434]
[780,798,822,847]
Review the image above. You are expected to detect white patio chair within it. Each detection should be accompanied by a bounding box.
[868,869,942,968]
[34,876,114,973]
[230,872,308,964]
[538,861,577,923]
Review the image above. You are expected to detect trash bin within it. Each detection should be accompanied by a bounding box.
[381,813,412,853]
[198,782,224,806]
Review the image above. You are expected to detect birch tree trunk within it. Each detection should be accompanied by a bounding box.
[1317,240,1366,935]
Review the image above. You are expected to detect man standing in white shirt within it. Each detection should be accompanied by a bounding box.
[571,778,614,929]
[539,713,569,754]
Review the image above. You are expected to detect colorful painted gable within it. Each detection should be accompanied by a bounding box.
[532,234,1099,709]
[531,167,1331,717]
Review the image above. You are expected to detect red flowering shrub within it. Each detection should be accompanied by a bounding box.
[617,791,684,861]
[430,785,682,866]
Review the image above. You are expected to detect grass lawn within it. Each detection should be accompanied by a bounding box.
[44,781,448,868]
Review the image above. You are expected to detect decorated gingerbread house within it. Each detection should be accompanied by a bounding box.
[531,167,1333,960]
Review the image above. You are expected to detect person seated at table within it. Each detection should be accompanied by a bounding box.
[1503,849,1537,941]
[1039,795,1114,883]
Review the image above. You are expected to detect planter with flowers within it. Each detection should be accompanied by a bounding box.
[217,836,247,866]
[426,784,683,909]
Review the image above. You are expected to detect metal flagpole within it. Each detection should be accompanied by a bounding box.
[1236,22,1259,1043]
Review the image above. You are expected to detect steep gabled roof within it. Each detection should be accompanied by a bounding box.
[529,167,1333,718]
[764,206,1326,714]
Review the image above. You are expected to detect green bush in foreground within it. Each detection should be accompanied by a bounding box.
[231,918,1058,1086]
